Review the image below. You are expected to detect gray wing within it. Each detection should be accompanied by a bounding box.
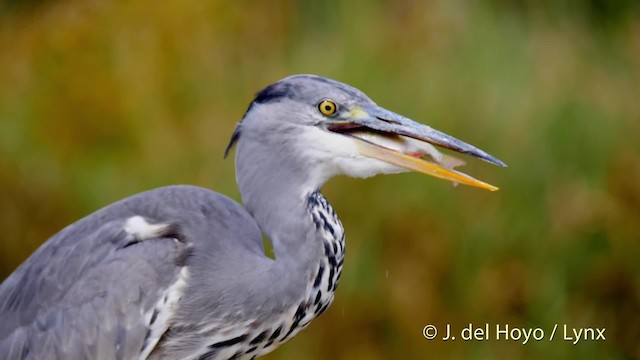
[0,185,251,360]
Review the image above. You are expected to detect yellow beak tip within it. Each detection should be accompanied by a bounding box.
[357,140,501,192]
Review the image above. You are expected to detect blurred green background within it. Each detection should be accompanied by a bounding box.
[1,0,639,359]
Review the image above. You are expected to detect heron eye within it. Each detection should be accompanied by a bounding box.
[318,100,337,116]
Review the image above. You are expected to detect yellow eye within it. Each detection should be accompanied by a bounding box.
[318,100,337,116]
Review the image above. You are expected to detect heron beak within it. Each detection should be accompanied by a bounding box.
[325,105,506,191]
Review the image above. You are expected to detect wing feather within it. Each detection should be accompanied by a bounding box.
[0,189,194,359]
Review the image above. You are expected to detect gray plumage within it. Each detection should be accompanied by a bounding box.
[0,75,504,359]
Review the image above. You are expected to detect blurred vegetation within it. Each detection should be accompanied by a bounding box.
[1,0,639,359]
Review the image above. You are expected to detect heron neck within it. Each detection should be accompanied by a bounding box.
[235,135,334,271]
[238,171,320,266]
[233,137,344,344]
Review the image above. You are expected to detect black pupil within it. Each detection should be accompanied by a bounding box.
[324,105,332,111]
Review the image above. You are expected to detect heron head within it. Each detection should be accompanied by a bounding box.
[227,74,505,191]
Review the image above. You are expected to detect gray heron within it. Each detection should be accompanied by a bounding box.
[0,74,505,359]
